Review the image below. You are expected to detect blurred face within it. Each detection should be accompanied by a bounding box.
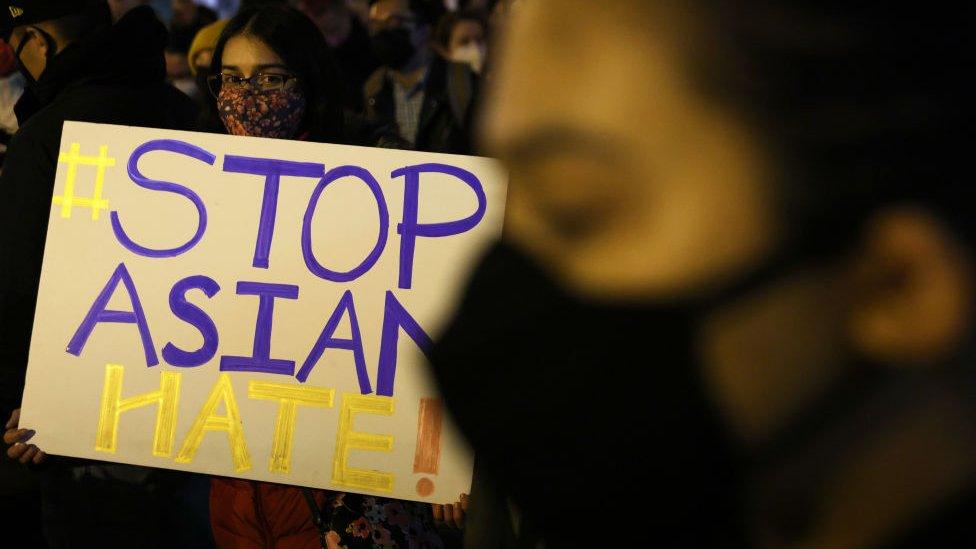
[369,0,428,70]
[479,0,975,446]
[299,0,352,47]
[171,0,197,24]
[482,0,778,302]
[449,19,485,55]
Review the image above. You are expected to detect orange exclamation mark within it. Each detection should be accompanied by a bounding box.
[413,398,443,497]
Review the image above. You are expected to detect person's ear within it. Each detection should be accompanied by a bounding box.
[847,207,973,365]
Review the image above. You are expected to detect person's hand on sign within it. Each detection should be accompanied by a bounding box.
[3,409,46,465]
[432,493,469,530]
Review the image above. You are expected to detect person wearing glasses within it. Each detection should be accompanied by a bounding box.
[201,6,458,548]
[199,5,344,143]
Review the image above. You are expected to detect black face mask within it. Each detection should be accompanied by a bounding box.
[370,27,416,70]
[427,241,807,543]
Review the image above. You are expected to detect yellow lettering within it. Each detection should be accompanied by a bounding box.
[175,374,250,472]
[248,382,334,474]
[332,393,395,492]
[95,364,181,457]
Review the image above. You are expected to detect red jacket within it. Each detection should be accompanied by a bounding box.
[210,478,327,548]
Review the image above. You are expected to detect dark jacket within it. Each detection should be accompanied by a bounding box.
[0,6,197,422]
[364,55,478,155]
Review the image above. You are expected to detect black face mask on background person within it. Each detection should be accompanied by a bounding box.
[370,27,416,70]
[426,240,816,543]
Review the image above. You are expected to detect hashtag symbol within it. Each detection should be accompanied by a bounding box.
[52,143,117,220]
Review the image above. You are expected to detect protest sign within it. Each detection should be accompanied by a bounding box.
[20,121,506,503]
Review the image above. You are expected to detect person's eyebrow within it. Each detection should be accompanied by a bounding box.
[498,126,624,166]
[255,64,291,72]
[220,64,242,72]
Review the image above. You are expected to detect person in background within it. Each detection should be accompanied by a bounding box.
[296,0,378,111]
[431,1,976,548]
[364,0,477,153]
[0,1,207,547]
[199,6,458,547]
[187,19,228,104]
[171,0,218,35]
[432,9,485,73]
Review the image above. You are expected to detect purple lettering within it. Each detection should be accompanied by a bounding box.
[394,163,487,289]
[163,275,221,368]
[66,263,158,367]
[296,290,372,392]
[376,291,433,397]
[222,156,324,269]
[111,140,216,258]
[219,282,299,376]
[302,166,390,283]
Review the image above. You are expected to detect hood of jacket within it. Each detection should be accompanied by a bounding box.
[15,6,168,123]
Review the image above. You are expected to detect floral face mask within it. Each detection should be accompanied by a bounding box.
[218,85,307,139]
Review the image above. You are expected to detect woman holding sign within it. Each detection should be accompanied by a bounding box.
[199,6,460,548]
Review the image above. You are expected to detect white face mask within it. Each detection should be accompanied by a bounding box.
[451,43,487,74]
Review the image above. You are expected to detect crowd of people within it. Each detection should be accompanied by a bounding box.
[1,0,975,548]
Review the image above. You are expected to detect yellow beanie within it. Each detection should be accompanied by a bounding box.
[188,19,229,75]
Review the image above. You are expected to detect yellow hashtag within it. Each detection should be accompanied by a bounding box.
[53,143,117,220]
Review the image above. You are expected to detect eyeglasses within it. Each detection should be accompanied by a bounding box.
[207,73,300,97]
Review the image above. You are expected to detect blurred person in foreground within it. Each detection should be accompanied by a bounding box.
[430,1,976,547]
[0,1,204,546]
[365,0,477,154]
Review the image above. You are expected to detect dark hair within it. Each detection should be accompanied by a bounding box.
[687,3,975,254]
[433,9,486,52]
[200,4,344,143]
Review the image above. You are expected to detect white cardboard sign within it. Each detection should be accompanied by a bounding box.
[20,121,506,503]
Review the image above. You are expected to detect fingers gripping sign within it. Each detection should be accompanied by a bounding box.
[4,409,46,465]
[432,493,469,529]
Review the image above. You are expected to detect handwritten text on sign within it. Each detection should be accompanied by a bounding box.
[21,122,506,503]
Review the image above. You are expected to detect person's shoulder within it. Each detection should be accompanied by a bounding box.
[44,82,198,131]
[9,106,63,152]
